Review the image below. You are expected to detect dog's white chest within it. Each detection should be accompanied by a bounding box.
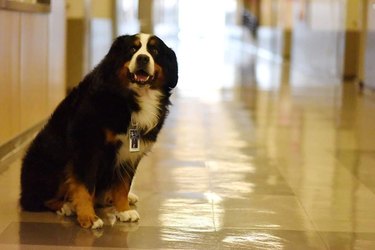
[115,134,153,166]
[115,88,162,166]
[130,87,163,132]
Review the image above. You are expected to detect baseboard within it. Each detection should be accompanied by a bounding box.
[0,120,45,172]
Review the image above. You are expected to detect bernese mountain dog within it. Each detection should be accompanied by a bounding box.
[20,33,178,229]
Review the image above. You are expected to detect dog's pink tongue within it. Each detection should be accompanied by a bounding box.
[135,74,149,82]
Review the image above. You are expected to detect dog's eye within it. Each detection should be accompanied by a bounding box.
[150,47,158,56]
[130,46,138,54]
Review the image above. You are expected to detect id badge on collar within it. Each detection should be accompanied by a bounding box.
[129,128,140,152]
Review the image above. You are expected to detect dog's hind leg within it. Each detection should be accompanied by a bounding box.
[57,202,75,216]
[44,199,75,216]
[128,192,139,205]
[44,181,76,216]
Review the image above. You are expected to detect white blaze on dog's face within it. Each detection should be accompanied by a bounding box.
[114,33,177,92]
[128,33,156,85]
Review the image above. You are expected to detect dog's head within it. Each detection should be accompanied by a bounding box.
[103,33,178,93]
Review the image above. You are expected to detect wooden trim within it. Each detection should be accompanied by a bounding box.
[0,120,45,172]
[0,0,50,13]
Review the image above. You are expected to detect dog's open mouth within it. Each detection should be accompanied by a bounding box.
[129,70,154,85]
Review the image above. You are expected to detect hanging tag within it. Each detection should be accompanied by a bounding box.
[129,128,140,152]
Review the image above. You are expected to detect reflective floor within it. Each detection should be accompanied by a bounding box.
[1,32,375,249]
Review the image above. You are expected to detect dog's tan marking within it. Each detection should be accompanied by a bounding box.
[118,61,131,87]
[151,63,165,90]
[44,177,70,211]
[66,175,98,229]
[133,37,141,47]
[148,36,158,46]
[104,128,117,144]
[111,182,131,212]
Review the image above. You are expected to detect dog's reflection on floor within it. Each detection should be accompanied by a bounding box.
[4,209,140,248]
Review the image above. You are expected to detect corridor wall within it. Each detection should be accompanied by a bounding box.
[0,1,66,146]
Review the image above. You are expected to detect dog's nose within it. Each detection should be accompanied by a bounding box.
[136,54,150,67]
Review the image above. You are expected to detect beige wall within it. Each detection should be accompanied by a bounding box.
[346,0,361,31]
[0,1,66,145]
[90,0,115,67]
[260,0,276,26]
[49,0,67,113]
[66,0,86,18]
[291,0,344,78]
[66,0,91,90]
[364,0,375,89]
[290,0,365,80]
[92,0,113,18]
[139,0,153,33]
[0,11,20,144]
[66,0,116,86]
[259,0,293,29]
[257,0,364,80]
[257,0,293,59]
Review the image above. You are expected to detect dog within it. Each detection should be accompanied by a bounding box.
[20,33,178,229]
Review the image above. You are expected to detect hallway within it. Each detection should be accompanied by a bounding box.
[0,27,375,248]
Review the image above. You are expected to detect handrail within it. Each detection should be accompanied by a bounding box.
[0,0,50,13]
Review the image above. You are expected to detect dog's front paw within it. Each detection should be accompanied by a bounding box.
[91,218,104,229]
[78,215,104,229]
[115,210,140,222]
[128,192,139,205]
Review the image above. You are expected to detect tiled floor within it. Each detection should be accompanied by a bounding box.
[1,32,375,249]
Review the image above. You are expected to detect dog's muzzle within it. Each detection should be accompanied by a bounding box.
[129,54,155,86]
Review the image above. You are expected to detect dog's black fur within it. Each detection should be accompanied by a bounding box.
[20,34,178,213]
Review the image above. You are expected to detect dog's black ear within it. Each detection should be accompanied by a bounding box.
[107,35,132,56]
[99,35,134,73]
[163,46,178,91]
